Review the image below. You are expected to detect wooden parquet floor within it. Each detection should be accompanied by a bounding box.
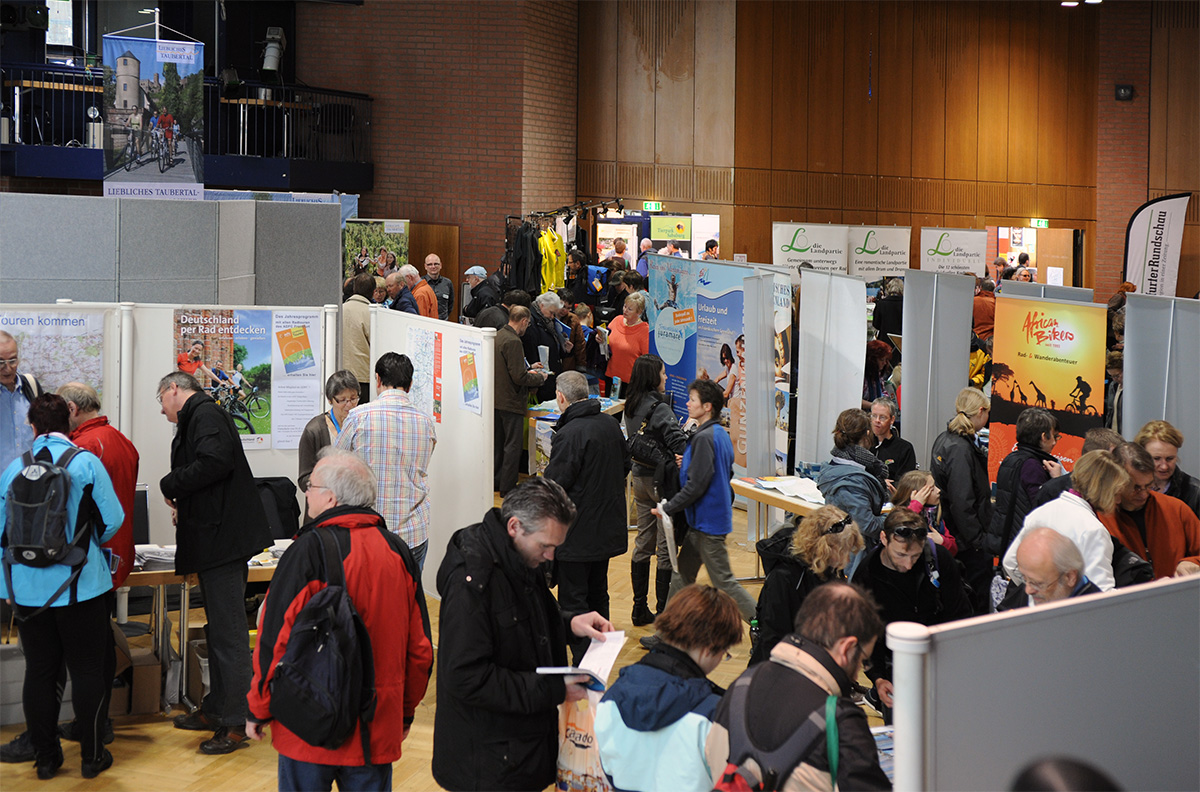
[0,503,876,792]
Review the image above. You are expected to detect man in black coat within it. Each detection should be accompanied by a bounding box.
[157,372,271,755]
[852,508,971,724]
[544,371,631,663]
[433,478,612,792]
[869,397,916,482]
[462,266,501,320]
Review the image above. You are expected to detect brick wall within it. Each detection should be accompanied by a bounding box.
[1095,1,1152,302]
[294,0,577,275]
[521,1,578,212]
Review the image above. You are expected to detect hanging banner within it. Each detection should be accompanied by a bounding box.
[1122,193,1191,297]
[987,296,1107,483]
[406,326,444,424]
[849,226,911,278]
[772,223,850,274]
[920,227,987,276]
[650,216,692,258]
[174,308,273,448]
[102,34,204,199]
[342,218,410,281]
[270,310,323,450]
[646,253,697,420]
[691,214,721,260]
[696,261,748,472]
[0,310,107,395]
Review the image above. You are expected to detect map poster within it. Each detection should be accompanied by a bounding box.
[0,310,106,395]
[987,296,1107,483]
[270,310,323,450]
[406,326,443,423]
[174,308,272,448]
[458,336,482,415]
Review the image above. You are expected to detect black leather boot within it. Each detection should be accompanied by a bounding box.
[630,560,654,626]
[655,565,673,615]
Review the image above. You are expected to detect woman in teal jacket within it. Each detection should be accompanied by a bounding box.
[0,394,124,780]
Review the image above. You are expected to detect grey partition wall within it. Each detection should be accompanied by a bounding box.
[901,270,974,469]
[253,201,342,307]
[996,280,1093,303]
[118,198,219,303]
[913,577,1199,790]
[1123,294,1200,471]
[0,194,120,303]
[0,192,340,308]
[743,272,776,477]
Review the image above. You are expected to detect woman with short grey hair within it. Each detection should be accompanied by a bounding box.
[298,369,361,518]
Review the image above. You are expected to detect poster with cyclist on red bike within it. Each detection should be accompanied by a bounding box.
[174,308,272,448]
[102,34,204,199]
[987,296,1107,483]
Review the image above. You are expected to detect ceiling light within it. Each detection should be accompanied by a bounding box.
[1061,1,1079,5]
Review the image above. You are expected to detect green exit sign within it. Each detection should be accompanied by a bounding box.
[1031,218,1049,229]
[643,201,663,212]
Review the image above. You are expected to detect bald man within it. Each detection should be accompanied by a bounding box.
[424,253,454,321]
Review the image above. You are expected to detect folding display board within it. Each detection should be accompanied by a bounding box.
[900,271,974,470]
[371,306,495,595]
[1123,294,1200,472]
[792,271,865,466]
[890,576,1199,791]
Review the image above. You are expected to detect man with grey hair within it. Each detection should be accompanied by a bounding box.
[433,477,613,791]
[869,396,916,481]
[0,330,42,471]
[385,271,418,315]
[1009,527,1099,607]
[423,253,454,321]
[246,448,433,789]
[157,370,271,754]
[636,237,653,279]
[544,370,631,662]
[525,291,568,402]
[401,263,437,318]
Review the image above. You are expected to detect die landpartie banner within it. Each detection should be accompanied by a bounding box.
[772,223,850,274]
[987,296,1107,483]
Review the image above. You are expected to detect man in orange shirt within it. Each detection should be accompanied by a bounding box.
[1099,443,1200,579]
[401,265,437,319]
[972,278,996,340]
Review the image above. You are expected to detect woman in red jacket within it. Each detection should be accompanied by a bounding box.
[605,292,650,390]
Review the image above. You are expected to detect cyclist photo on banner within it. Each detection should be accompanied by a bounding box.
[173,308,273,447]
[101,33,205,193]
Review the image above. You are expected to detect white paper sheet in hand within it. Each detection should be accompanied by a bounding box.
[580,630,626,683]
[658,500,679,573]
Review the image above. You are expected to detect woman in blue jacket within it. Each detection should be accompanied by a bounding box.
[595,584,742,792]
[0,395,124,780]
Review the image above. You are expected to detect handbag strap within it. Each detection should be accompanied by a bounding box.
[825,695,839,789]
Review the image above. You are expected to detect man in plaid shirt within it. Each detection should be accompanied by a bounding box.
[335,352,437,569]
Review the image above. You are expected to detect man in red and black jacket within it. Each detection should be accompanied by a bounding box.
[246,449,433,791]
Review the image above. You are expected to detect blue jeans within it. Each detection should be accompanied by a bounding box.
[278,755,392,792]
[409,539,428,572]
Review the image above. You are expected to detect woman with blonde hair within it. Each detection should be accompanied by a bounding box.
[749,506,864,665]
[1135,420,1200,519]
[1003,450,1131,592]
[930,387,993,614]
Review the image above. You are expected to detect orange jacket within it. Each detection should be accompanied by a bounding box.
[412,279,438,319]
[1098,491,1200,579]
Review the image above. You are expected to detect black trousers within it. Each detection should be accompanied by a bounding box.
[556,559,610,664]
[494,410,526,495]
[957,545,994,616]
[17,594,111,763]
[197,558,252,726]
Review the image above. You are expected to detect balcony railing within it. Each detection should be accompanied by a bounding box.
[1,61,371,166]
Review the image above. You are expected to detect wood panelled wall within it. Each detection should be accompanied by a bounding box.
[579,0,1101,280]
[1149,1,1199,298]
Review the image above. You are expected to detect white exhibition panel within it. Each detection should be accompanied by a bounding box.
[1123,294,1200,472]
[901,271,974,470]
[890,576,1200,791]
[127,304,326,544]
[794,271,865,465]
[997,280,1094,303]
[370,307,495,596]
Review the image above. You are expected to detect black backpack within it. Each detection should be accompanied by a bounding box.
[2,446,99,621]
[269,527,377,760]
[713,668,839,792]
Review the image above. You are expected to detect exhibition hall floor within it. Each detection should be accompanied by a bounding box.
[1,502,877,791]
